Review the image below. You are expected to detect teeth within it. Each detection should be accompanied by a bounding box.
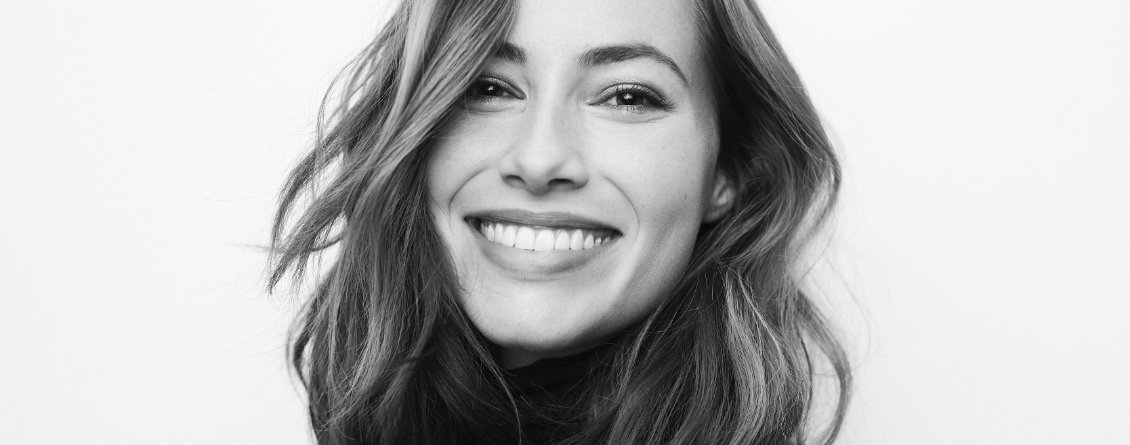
[501,225,517,247]
[554,230,571,250]
[515,227,536,250]
[534,229,555,251]
[477,220,613,251]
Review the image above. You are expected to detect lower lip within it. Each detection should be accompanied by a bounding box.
[466,220,616,278]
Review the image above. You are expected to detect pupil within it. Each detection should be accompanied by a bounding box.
[480,84,498,96]
[618,92,638,105]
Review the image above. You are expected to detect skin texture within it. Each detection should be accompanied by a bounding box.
[427,0,731,368]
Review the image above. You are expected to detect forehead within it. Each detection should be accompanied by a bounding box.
[507,0,705,77]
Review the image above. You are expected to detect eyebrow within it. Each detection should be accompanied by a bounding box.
[492,42,689,87]
[580,44,689,87]
[495,42,527,65]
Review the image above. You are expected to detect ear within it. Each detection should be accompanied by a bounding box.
[703,169,735,223]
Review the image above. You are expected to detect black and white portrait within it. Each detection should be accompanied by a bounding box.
[2,1,1127,444]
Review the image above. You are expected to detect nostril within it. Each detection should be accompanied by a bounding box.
[547,178,575,189]
[502,174,527,188]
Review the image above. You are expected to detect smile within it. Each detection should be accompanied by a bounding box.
[473,218,617,251]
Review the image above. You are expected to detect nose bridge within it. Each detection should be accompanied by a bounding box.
[499,98,587,194]
[526,100,570,157]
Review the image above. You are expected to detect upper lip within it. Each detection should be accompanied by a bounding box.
[466,209,621,233]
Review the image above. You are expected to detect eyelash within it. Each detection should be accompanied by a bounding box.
[595,83,671,113]
[463,77,672,114]
[464,77,521,105]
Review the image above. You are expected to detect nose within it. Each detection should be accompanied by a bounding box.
[497,104,588,195]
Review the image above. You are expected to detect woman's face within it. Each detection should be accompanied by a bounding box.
[427,0,728,368]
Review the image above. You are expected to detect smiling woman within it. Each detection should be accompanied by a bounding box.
[428,5,726,369]
[270,0,849,444]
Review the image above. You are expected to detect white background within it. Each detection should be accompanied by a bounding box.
[1,1,1126,444]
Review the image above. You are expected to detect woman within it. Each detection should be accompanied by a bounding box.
[270,0,850,443]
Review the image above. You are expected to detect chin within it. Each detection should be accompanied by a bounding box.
[469,308,608,364]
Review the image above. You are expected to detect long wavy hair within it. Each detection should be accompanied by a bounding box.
[269,0,850,443]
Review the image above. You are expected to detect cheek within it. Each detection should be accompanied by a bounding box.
[426,121,478,205]
[593,118,718,319]
[595,120,717,223]
[425,120,497,283]
[426,114,514,221]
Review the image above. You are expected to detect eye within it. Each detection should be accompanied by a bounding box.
[595,84,671,113]
[470,80,506,98]
[462,77,522,112]
[465,77,519,101]
[614,91,646,106]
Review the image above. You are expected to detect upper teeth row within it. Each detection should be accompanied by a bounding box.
[480,220,610,251]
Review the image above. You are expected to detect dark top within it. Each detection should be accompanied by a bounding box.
[505,348,604,444]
